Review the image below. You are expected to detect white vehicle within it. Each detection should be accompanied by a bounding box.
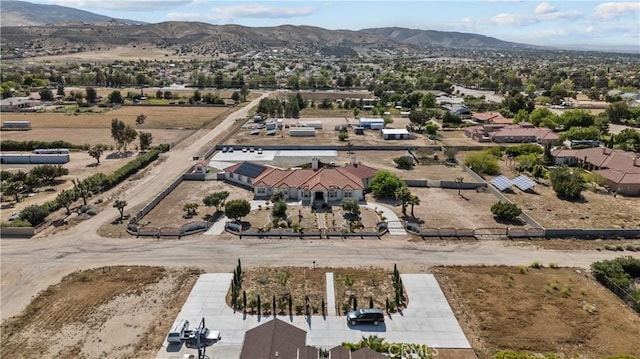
[167,319,189,343]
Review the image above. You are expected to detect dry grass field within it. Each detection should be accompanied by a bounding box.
[494,160,640,229]
[435,266,640,359]
[2,105,234,130]
[0,266,201,359]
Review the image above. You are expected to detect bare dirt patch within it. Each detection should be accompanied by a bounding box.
[2,105,233,130]
[494,160,640,229]
[226,266,400,316]
[0,266,201,359]
[1,128,192,148]
[434,266,640,359]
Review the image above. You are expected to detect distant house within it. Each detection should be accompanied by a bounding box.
[0,96,42,112]
[225,158,377,203]
[442,104,472,119]
[239,319,318,359]
[551,147,640,196]
[464,123,559,145]
[472,112,512,125]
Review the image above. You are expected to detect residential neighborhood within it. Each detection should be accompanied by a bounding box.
[1,1,640,359]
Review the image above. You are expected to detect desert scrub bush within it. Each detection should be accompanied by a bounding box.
[518,265,528,274]
[549,262,559,269]
[529,261,543,269]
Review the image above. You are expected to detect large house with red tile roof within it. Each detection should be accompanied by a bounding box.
[551,147,640,196]
[224,158,377,203]
[464,122,559,145]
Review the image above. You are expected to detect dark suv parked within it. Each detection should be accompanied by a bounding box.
[346,308,385,326]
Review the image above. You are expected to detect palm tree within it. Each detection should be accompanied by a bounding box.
[408,195,420,218]
[394,187,411,216]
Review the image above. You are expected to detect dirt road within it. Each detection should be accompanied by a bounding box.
[2,92,639,322]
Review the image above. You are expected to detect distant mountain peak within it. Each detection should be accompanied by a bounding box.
[0,0,144,26]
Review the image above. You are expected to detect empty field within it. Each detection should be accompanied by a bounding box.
[0,266,200,359]
[2,105,233,130]
[435,266,640,359]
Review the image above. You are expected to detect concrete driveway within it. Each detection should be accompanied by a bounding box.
[155,273,468,359]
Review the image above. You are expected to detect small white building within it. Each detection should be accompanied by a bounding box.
[289,127,316,137]
[381,128,410,140]
[359,118,385,129]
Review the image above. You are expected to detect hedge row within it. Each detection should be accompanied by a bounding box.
[1,140,90,151]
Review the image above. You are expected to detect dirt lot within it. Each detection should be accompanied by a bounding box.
[227,266,399,316]
[495,160,640,229]
[434,266,640,359]
[2,105,234,130]
[0,266,200,359]
[400,187,513,229]
[1,128,192,148]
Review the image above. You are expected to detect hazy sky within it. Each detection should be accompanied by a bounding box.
[26,1,640,48]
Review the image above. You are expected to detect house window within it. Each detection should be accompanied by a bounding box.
[229,173,234,179]
[248,178,252,184]
[329,190,336,198]
[303,191,310,198]
[345,191,352,198]
[257,187,266,194]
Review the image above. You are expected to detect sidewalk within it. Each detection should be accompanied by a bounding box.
[362,201,407,236]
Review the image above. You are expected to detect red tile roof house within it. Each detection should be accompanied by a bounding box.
[552,147,640,196]
[224,158,377,204]
[472,111,512,125]
[464,123,559,145]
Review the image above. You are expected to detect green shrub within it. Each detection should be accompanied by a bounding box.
[1,219,32,227]
[1,140,91,151]
[518,265,528,274]
[491,201,522,221]
[464,151,500,175]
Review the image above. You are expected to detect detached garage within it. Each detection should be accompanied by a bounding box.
[290,127,316,137]
[381,128,410,140]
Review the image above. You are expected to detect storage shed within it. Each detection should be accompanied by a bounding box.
[381,128,410,140]
[354,127,364,135]
[0,153,70,164]
[298,121,323,129]
[359,118,385,129]
[2,121,31,130]
[289,127,316,137]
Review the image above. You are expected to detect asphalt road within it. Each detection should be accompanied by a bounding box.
[2,93,639,322]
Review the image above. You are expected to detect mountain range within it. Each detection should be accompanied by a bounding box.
[0,0,552,58]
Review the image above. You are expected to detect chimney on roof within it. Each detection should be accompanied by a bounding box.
[312,157,319,170]
[351,156,357,167]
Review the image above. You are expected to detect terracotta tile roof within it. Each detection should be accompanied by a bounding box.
[251,163,378,191]
[342,164,377,180]
[473,111,512,124]
[552,147,640,185]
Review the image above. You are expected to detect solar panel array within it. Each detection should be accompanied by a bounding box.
[236,162,267,178]
[512,175,536,191]
[490,175,512,191]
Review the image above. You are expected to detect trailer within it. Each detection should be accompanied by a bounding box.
[289,127,316,137]
[359,118,385,129]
